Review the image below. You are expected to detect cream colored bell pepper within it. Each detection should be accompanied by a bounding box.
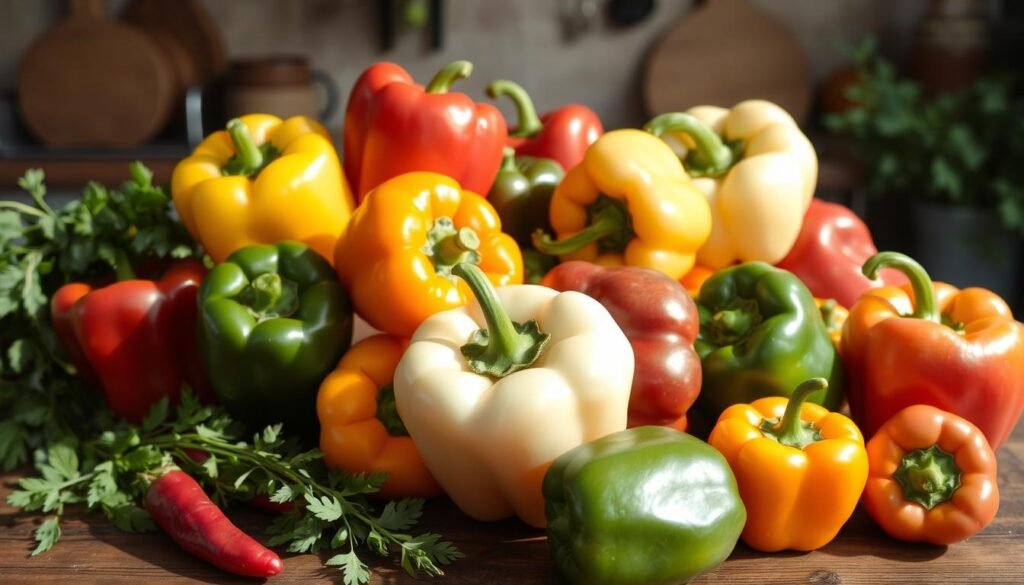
[393,263,633,528]
[645,100,817,269]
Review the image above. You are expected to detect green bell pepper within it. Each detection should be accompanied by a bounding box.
[488,146,564,247]
[694,261,844,423]
[198,241,352,437]
[544,426,745,585]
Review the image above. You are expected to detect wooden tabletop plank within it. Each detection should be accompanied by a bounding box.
[2,423,1022,584]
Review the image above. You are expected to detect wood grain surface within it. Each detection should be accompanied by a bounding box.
[2,424,1022,585]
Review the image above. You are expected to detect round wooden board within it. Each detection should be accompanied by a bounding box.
[17,0,175,147]
[644,0,812,124]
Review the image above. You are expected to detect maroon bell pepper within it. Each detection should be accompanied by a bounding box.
[486,80,603,173]
[542,261,700,430]
[776,199,904,308]
[51,259,214,423]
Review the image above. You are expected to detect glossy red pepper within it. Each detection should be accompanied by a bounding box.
[542,261,700,429]
[486,80,603,173]
[146,469,282,577]
[343,60,506,201]
[776,199,903,308]
[50,260,214,423]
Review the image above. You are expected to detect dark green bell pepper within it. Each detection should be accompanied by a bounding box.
[488,147,564,247]
[198,241,352,437]
[544,426,745,585]
[694,261,844,423]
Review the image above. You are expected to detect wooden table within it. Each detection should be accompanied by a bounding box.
[2,423,1022,585]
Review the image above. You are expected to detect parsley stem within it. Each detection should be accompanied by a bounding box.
[0,200,50,217]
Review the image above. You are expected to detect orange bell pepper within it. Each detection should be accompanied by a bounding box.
[316,334,442,499]
[863,404,999,545]
[334,172,523,337]
[680,264,715,297]
[708,378,867,552]
[815,298,848,349]
[841,252,1024,450]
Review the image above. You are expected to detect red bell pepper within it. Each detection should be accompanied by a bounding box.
[486,80,602,173]
[776,199,904,308]
[542,261,700,430]
[51,259,214,423]
[343,60,506,201]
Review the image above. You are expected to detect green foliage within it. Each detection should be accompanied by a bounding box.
[7,391,461,583]
[0,165,199,471]
[825,38,1024,234]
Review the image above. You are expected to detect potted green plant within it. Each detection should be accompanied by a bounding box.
[826,43,1024,303]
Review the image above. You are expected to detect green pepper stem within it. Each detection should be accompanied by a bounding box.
[226,119,263,175]
[453,263,549,378]
[643,112,734,177]
[763,378,828,449]
[862,252,939,323]
[893,444,961,510]
[819,298,839,327]
[435,227,480,265]
[531,199,630,256]
[375,384,408,437]
[500,146,518,172]
[425,60,473,94]
[241,273,299,320]
[114,249,136,281]
[486,80,543,138]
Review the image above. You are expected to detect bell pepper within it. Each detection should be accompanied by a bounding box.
[644,100,817,268]
[334,172,523,337]
[316,334,441,499]
[543,426,745,585]
[393,263,633,527]
[198,241,352,436]
[816,298,848,348]
[694,262,844,424]
[709,378,868,551]
[485,80,603,172]
[543,261,701,430]
[51,259,213,423]
[681,264,715,297]
[488,147,565,247]
[531,129,712,280]
[777,199,904,308]
[841,251,1024,450]
[171,114,354,265]
[343,60,506,201]
[862,404,999,545]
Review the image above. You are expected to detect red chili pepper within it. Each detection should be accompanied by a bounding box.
[776,199,904,308]
[343,60,506,202]
[486,80,603,173]
[146,469,283,577]
[542,261,701,429]
[50,259,214,423]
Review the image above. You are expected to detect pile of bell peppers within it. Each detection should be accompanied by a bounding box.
[43,56,1024,584]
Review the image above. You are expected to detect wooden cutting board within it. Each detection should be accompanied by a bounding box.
[644,0,812,124]
[17,0,176,147]
[122,0,227,81]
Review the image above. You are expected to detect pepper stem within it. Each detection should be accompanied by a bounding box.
[760,378,828,449]
[532,197,631,256]
[893,444,961,510]
[644,112,734,177]
[486,80,544,138]
[453,263,550,378]
[500,146,518,172]
[226,119,263,175]
[435,227,480,265]
[425,60,473,94]
[862,252,940,323]
[703,298,762,346]
[424,217,481,278]
[114,249,136,281]
[239,273,299,321]
[375,384,408,436]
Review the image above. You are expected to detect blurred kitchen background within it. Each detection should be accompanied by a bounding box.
[2,0,1023,305]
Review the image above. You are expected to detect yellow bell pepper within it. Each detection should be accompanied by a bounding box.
[708,378,868,552]
[171,114,355,264]
[645,100,817,269]
[531,129,711,280]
